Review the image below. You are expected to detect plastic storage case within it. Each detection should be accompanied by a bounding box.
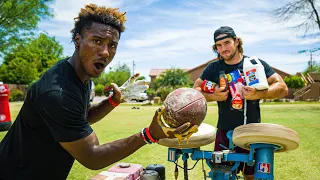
[107,163,143,180]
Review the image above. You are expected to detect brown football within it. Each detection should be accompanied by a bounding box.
[162,88,207,128]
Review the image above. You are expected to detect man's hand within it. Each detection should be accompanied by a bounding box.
[208,87,229,102]
[107,73,149,103]
[243,86,266,100]
[148,107,198,141]
[109,83,123,104]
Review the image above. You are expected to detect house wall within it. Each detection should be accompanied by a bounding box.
[150,76,156,83]
[309,73,320,82]
[301,83,320,101]
[7,84,27,94]
[188,66,206,82]
[273,69,291,79]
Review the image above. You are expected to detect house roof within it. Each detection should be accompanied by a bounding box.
[149,68,190,77]
[149,69,168,77]
[271,67,292,77]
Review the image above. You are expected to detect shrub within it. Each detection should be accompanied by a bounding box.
[284,76,305,89]
[95,84,105,96]
[146,88,156,102]
[153,96,161,104]
[157,87,174,102]
[9,89,25,102]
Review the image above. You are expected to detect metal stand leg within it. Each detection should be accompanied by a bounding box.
[251,143,279,180]
[182,153,189,180]
[184,159,188,180]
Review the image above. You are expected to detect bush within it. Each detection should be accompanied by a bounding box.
[9,89,25,102]
[95,84,105,96]
[153,96,161,104]
[146,88,156,102]
[157,87,174,102]
[284,76,305,89]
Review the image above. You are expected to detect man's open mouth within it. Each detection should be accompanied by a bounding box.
[94,62,105,70]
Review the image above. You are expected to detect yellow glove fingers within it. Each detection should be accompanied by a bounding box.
[173,122,191,134]
[173,125,198,145]
[156,106,177,137]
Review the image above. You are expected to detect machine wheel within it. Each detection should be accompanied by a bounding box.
[232,123,300,152]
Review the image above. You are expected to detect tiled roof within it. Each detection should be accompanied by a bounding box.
[149,69,189,77]
[149,69,168,77]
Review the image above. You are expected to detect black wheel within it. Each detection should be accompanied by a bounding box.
[0,122,12,131]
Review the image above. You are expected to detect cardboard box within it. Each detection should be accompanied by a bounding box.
[90,171,130,180]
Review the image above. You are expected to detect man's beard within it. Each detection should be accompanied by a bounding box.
[222,49,237,61]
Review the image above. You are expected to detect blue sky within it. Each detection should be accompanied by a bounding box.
[38,0,320,81]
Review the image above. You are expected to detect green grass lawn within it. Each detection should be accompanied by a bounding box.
[1,102,320,180]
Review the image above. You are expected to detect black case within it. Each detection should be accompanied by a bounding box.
[146,164,165,180]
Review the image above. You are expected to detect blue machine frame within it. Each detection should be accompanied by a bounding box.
[167,130,281,180]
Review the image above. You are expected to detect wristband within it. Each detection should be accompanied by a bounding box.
[108,95,119,107]
[145,127,159,143]
[140,128,152,144]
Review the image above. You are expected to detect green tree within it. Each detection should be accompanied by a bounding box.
[92,72,109,85]
[0,57,38,84]
[28,33,64,75]
[154,68,193,101]
[155,68,192,89]
[137,76,146,81]
[0,0,54,55]
[146,88,156,103]
[113,62,131,73]
[303,62,320,74]
[94,84,105,96]
[92,63,131,86]
[284,76,305,90]
[0,33,64,84]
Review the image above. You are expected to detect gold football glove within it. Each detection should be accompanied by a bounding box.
[156,106,198,144]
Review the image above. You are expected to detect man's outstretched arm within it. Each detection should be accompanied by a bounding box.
[87,96,118,125]
[60,131,145,170]
[61,108,196,170]
[193,78,229,102]
[243,73,288,100]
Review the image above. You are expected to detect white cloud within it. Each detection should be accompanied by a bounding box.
[50,0,122,23]
[37,0,319,81]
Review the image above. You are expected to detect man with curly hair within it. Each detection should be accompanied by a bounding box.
[0,4,193,179]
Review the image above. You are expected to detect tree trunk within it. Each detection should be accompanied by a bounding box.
[308,0,320,31]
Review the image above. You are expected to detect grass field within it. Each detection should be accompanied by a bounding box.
[0,102,320,180]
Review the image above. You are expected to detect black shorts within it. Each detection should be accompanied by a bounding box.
[214,129,254,175]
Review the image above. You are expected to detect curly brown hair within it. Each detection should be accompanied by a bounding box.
[212,37,243,59]
[71,4,126,40]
